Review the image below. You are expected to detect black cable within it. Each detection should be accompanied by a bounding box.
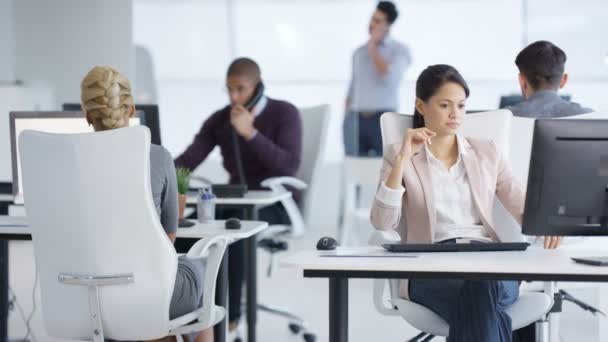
[8,286,36,342]
[24,269,38,342]
[231,128,247,186]
[560,289,606,316]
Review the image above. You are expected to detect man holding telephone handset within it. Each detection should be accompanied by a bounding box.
[175,57,302,332]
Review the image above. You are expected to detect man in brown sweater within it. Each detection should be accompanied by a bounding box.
[175,57,302,332]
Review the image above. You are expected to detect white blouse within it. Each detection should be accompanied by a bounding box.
[375,135,491,242]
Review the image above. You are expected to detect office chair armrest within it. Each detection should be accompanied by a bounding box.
[258,225,291,240]
[260,177,307,238]
[260,176,308,192]
[181,235,229,328]
[368,230,401,246]
[373,279,400,316]
[369,230,402,315]
[186,235,228,259]
[58,273,134,287]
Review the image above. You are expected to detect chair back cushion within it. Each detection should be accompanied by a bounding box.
[296,104,330,218]
[19,126,176,340]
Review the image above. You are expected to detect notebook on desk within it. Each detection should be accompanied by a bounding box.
[318,247,419,258]
[382,242,530,253]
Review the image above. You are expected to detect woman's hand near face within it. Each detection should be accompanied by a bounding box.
[385,128,436,190]
[399,128,436,160]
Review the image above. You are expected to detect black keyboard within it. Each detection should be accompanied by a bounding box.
[382,242,530,253]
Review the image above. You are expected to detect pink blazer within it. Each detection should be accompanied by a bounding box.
[370,137,525,244]
[370,137,525,299]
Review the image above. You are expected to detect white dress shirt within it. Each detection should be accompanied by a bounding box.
[375,135,491,242]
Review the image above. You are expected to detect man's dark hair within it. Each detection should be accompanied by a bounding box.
[227,57,261,82]
[515,40,567,90]
[377,1,398,25]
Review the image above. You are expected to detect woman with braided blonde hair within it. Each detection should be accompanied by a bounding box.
[81,66,213,342]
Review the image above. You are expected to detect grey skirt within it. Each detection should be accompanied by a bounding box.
[170,255,206,319]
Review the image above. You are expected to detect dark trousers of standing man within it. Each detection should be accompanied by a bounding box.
[343,110,389,157]
[174,203,290,324]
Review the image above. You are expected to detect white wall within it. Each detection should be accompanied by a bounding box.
[134,0,608,165]
[0,0,15,82]
[133,0,608,225]
[14,0,134,107]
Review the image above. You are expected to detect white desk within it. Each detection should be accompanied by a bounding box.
[283,247,608,342]
[177,219,268,240]
[0,216,268,342]
[0,216,269,241]
[186,190,291,206]
[1,189,292,214]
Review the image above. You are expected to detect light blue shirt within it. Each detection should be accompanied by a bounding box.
[347,37,411,112]
[506,90,592,118]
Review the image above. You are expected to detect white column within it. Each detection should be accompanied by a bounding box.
[0,0,15,82]
[14,0,134,107]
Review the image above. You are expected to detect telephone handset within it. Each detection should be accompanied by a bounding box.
[227,81,264,195]
[244,82,265,111]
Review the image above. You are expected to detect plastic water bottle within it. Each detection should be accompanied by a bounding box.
[197,187,216,223]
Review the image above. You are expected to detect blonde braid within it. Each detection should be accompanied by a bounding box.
[81,66,134,130]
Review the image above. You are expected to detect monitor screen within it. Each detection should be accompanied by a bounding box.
[523,119,608,236]
[62,103,161,145]
[9,111,141,199]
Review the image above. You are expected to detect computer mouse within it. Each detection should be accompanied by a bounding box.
[316,236,338,251]
[178,218,195,228]
[225,217,242,230]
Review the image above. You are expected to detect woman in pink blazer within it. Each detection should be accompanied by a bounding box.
[370,64,561,342]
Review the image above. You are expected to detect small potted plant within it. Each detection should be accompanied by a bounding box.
[176,167,191,220]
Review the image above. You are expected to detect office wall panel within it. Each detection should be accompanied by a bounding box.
[134,1,231,79]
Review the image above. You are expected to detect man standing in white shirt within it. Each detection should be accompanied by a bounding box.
[344,1,412,156]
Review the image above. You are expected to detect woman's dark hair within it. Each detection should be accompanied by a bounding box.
[413,64,470,129]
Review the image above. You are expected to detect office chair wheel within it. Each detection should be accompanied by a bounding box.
[303,332,316,342]
[289,322,302,334]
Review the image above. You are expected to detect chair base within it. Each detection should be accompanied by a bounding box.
[407,332,436,342]
[257,303,316,342]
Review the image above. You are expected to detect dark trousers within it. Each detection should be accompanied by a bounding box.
[513,323,536,342]
[410,278,519,342]
[407,240,520,342]
[343,111,385,157]
[174,203,290,323]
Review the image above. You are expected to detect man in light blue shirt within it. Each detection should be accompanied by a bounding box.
[344,1,411,156]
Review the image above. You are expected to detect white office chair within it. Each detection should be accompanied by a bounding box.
[260,104,330,238]
[371,111,553,341]
[339,156,383,246]
[19,126,228,341]
[256,104,330,342]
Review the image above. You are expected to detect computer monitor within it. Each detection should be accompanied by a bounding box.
[9,111,142,203]
[499,94,571,109]
[522,119,608,236]
[62,103,162,145]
